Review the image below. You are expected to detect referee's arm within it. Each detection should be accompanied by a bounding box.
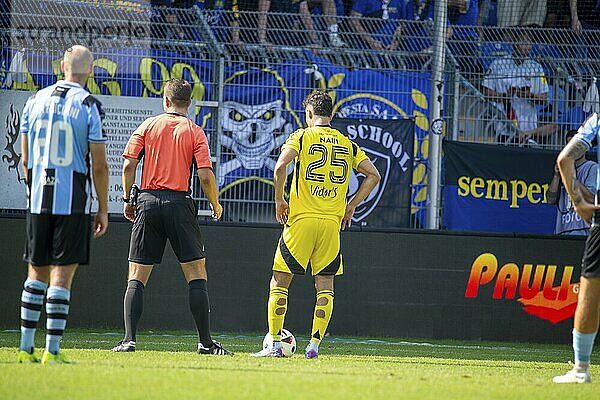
[198,168,222,220]
[122,157,139,221]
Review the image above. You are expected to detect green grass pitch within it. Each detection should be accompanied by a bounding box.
[0,329,598,399]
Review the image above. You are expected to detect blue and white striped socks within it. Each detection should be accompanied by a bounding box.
[45,286,71,355]
[19,278,48,353]
[573,329,597,370]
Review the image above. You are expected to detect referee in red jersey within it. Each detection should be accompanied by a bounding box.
[112,79,232,355]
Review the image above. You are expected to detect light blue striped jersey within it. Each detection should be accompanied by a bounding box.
[575,112,600,205]
[19,80,106,214]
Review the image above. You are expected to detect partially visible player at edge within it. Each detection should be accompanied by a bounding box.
[252,90,380,358]
[553,112,600,383]
[17,45,109,364]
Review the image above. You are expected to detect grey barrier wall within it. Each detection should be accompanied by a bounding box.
[0,216,587,343]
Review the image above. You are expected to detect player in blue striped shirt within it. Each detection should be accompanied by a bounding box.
[554,113,600,383]
[16,45,109,365]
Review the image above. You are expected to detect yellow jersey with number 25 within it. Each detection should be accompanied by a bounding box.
[283,125,369,225]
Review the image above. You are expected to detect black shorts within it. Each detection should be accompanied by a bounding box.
[128,190,205,264]
[24,213,91,266]
[581,223,600,278]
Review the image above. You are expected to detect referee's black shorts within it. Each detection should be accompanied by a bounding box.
[128,190,206,265]
[581,222,600,278]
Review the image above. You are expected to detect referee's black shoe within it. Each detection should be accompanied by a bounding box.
[111,340,136,352]
[198,341,234,356]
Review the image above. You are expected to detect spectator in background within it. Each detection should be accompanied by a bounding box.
[306,0,346,47]
[349,0,410,51]
[566,0,600,62]
[545,0,570,28]
[570,0,600,33]
[444,0,480,72]
[478,0,497,27]
[228,0,324,49]
[402,1,479,65]
[257,1,315,47]
[150,0,196,43]
[310,0,344,18]
[482,29,557,144]
[256,1,343,48]
[380,0,478,72]
[547,130,598,235]
[497,0,547,27]
[163,12,202,56]
[194,0,220,8]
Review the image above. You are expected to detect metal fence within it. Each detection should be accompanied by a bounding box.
[453,26,600,149]
[1,1,599,226]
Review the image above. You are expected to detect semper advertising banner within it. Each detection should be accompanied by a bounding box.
[443,140,558,234]
[332,118,414,228]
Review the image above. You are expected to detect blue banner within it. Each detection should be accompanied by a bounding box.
[443,140,557,234]
[332,118,414,228]
[0,48,432,225]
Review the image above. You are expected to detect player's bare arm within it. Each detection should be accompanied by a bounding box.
[20,134,28,184]
[576,180,595,204]
[122,156,139,222]
[273,147,298,225]
[546,163,561,205]
[342,158,381,230]
[557,138,599,222]
[90,142,109,237]
[198,167,223,220]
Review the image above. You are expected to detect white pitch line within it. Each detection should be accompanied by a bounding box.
[1,330,565,354]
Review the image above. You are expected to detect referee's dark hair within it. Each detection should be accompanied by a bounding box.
[164,78,192,108]
[303,90,333,118]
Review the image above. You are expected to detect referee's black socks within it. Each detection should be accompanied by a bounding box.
[123,279,145,343]
[188,279,213,347]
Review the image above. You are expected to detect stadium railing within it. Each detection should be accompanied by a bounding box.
[2,1,599,226]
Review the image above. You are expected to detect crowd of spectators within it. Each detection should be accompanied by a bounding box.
[148,1,600,48]
[3,1,595,148]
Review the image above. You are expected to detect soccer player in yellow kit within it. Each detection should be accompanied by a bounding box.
[252,90,381,358]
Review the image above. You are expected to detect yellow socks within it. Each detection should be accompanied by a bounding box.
[268,287,288,341]
[310,290,334,345]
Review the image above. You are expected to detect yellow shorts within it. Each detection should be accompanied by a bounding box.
[273,217,343,276]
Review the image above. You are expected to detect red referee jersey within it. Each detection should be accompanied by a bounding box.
[123,113,212,192]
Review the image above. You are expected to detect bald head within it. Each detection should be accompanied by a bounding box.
[62,45,93,84]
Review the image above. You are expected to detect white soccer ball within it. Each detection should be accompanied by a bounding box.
[262,328,296,357]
